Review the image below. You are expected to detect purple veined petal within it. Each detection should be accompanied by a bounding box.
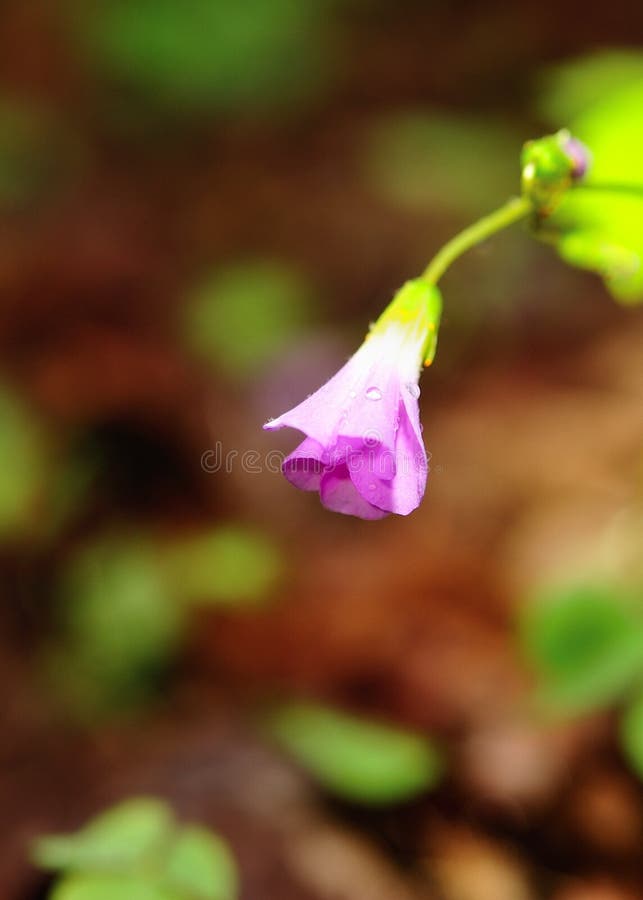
[331,435,396,480]
[399,376,426,480]
[282,436,326,491]
[263,328,407,454]
[387,393,428,513]
[348,390,428,516]
[320,463,389,520]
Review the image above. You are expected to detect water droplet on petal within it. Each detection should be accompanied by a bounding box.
[406,382,421,399]
[368,482,376,491]
[366,386,382,401]
[348,390,357,399]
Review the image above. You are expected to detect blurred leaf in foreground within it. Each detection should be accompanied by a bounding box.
[620,691,643,781]
[163,826,238,900]
[537,49,643,123]
[365,110,519,216]
[520,583,643,714]
[266,702,443,804]
[35,797,238,900]
[0,385,46,538]
[74,0,330,114]
[537,52,643,303]
[34,798,173,872]
[183,260,315,376]
[50,874,176,900]
[51,537,183,715]
[163,525,283,608]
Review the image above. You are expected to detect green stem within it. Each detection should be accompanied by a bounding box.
[421,195,533,285]
[572,181,643,198]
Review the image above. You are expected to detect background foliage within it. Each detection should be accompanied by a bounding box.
[0,3,641,900]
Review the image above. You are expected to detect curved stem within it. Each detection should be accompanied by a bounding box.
[421,195,533,285]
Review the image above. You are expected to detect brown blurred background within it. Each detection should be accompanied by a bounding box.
[0,2,642,899]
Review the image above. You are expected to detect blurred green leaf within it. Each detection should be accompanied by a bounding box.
[266,702,443,804]
[53,537,183,714]
[538,53,643,302]
[50,874,177,900]
[35,798,239,900]
[183,260,314,375]
[35,798,173,873]
[76,0,329,113]
[164,526,282,608]
[163,826,238,900]
[0,99,70,209]
[620,691,643,780]
[538,50,643,123]
[0,385,46,538]
[365,111,519,215]
[520,583,643,714]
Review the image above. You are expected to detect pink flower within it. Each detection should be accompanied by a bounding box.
[264,279,442,519]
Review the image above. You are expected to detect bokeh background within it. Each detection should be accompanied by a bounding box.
[0,2,642,899]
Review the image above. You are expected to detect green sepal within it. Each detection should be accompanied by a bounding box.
[373,278,443,367]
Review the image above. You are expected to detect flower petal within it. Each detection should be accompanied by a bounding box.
[387,393,428,513]
[348,393,427,516]
[320,464,389,520]
[282,437,326,491]
[264,330,404,453]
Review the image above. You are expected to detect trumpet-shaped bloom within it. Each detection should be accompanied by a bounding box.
[264,279,442,519]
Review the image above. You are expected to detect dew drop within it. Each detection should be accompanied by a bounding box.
[368,482,376,491]
[365,386,382,401]
[406,382,421,399]
[348,390,357,399]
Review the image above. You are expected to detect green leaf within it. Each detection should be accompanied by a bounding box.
[266,702,443,805]
[0,99,70,209]
[520,583,643,714]
[183,260,314,376]
[365,111,519,216]
[620,692,643,780]
[538,50,643,123]
[50,873,177,900]
[75,0,329,113]
[163,826,238,900]
[34,798,174,873]
[34,799,240,900]
[163,526,282,609]
[53,537,183,714]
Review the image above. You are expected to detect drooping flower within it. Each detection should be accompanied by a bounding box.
[264,279,442,519]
